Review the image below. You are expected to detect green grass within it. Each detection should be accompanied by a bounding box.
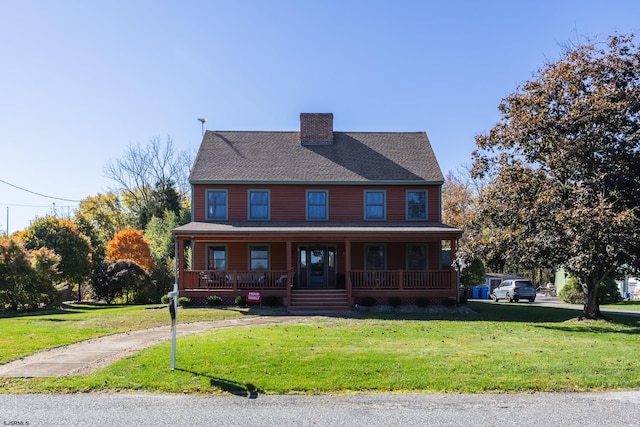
[0,303,248,364]
[601,300,640,312]
[2,302,640,394]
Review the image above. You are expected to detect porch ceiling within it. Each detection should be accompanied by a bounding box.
[173,221,462,241]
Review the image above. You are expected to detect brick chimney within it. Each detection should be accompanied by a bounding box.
[300,113,334,145]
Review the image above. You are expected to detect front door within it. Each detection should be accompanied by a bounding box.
[299,246,336,288]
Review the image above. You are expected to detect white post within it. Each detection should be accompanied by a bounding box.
[168,283,178,370]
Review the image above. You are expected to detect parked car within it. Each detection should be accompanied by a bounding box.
[491,279,536,303]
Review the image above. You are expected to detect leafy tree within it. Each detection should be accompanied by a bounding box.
[0,238,60,310]
[559,276,622,305]
[76,192,131,242]
[19,216,93,300]
[106,229,155,272]
[472,34,640,319]
[144,210,180,263]
[460,257,486,288]
[92,260,155,304]
[442,171,474,230]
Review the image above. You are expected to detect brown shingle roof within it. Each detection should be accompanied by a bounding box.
[189,131,444,183]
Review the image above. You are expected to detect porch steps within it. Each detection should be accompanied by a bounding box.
[288,289,351,312]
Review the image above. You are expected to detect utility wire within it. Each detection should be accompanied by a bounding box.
[0,178,82,203]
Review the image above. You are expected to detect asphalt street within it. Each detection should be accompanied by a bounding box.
[2,391,640,427]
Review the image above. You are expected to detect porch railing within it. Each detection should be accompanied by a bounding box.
[183,270,289,290]
[350,270,454,290]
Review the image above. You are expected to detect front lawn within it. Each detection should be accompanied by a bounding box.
[2,302,640,394]
[0,303,248,364]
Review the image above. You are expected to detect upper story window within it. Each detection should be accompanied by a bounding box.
[248,190,270,220]
[406,190,428,220]
[206,190,228,220]
[307,190,328,220]
[364,190,386,220]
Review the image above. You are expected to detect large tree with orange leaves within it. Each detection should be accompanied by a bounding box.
[106,229,155,272]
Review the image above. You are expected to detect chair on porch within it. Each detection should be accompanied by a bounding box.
[276,272,295,287]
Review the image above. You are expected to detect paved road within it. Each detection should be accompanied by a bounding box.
[474,293,640,317]
[2,391,640,426]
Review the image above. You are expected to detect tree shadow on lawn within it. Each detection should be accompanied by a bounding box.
[175,368,261,398]
[0,303,129,319]
[251,302,640,327]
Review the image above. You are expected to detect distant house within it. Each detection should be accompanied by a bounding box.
[172,113,462,311]
[556,266,638,300]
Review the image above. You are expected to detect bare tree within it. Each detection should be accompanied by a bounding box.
[104,136,193,227]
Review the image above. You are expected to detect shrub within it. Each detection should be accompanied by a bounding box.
[416,297,430,308]
[235,295,246,306]
[177,297,191,307]
[442,297,457,307]
[559,276,622,305]
[359,296,376,307]
[206,295,223,306]
[263,295,281,307]
[388,296,402,307]
[161,295,170,304]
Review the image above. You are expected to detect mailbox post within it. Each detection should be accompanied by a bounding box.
[167,283,178,370]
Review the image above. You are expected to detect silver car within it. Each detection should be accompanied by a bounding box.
[491,279,536,303]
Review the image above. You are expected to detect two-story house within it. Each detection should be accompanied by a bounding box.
[172,113,462,311]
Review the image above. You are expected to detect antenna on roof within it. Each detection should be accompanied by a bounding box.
[197,118,207,136]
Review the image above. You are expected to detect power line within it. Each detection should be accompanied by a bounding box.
[0,178,83,203]
[0,203,76,208]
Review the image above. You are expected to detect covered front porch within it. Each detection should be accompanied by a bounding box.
[173,222,462,310]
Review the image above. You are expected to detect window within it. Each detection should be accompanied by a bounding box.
[307,190,328,220]
[406,190,427,220]
[364,190,385,220]
[207,246,227,270]
[206,190,228,220]
[248,190,270,220]
[249,245,269,270]
[407,245,428,270]
[365,244,386,270]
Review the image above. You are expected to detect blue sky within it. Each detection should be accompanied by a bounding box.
[1,0,639,234]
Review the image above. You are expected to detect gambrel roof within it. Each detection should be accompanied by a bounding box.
[189,131,445,184]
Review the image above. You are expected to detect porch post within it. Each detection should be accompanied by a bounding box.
[286,239,292,307]
[451,238,459,300]
[176,238,185,291]
[345,239,352,307]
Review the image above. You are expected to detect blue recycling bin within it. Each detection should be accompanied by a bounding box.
[472,286,480,299]
[480,286,489,299]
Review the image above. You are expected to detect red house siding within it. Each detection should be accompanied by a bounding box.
[193,184,441,223]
